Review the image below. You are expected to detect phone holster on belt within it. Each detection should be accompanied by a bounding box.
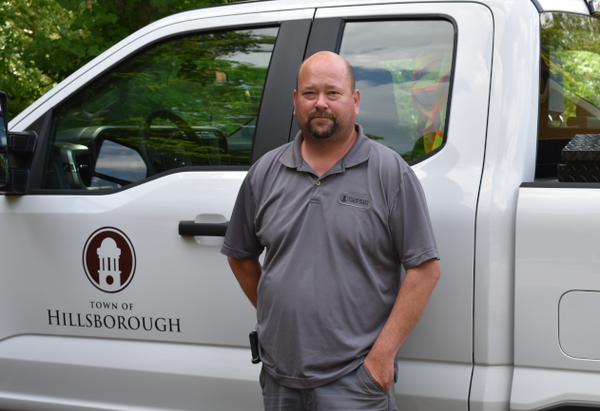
[249,331,261,364]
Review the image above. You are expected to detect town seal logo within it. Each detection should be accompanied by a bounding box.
[83,227,136,293]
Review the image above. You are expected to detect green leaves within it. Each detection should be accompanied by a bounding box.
[0,0,73,118]
[1,0,237,119]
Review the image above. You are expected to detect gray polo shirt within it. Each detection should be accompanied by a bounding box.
[221,124,438,389]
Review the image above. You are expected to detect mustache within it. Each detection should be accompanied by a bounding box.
[308,111,336,122]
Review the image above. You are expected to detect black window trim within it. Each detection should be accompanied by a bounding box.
[521,181,600,189]
[538,403,600,411]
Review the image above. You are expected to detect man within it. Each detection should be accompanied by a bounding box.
[221,51,440,411]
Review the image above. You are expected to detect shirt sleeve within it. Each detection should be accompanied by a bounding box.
[220,172,265,260]
[390,168,439,270]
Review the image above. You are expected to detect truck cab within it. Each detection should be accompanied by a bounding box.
[1,0,600,410]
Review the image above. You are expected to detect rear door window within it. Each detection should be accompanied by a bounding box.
[43,27,278,190]
[339,20,454,163]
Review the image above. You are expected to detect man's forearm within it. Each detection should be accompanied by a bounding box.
[364,258,440,390]
[227,256,262,308]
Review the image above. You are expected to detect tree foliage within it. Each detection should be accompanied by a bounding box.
[0,0,232,120]
[0,0,73,118]
[542,12,600,117]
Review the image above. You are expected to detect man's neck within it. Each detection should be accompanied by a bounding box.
[300,126,358,177]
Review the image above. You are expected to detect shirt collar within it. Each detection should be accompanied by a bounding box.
[279,123,371,173]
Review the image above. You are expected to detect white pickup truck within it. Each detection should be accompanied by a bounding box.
[1,0,600,410]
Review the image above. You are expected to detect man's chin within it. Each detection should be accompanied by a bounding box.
[308,120,337,139]
[309,127,336,139]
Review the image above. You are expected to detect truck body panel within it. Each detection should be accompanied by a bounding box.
[2,0,600,410]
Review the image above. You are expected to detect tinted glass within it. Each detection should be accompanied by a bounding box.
[43,27,278,190]
[537,13,600,180]
[0,98,6,182]
[339,20,454,162]
[0,113,5,147]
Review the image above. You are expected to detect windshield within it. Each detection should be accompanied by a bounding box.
[537,12,600,179]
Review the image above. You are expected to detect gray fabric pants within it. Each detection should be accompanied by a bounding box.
[260,364,399,411]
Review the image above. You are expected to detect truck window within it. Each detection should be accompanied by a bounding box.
[537,13,600,180]
[0,102,5,182]
[42,27,279,190]
[339,20,455,163]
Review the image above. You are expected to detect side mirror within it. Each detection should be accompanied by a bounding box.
[0,91,38,194]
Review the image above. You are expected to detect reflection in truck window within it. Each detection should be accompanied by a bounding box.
[42,27,278,190]
[0,106,6,147]
[94,140,147,189]
[537,13,600,180]
[339,20,455,163]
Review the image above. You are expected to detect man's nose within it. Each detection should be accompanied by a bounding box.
[315,93,328,110]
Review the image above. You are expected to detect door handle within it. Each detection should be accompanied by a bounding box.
[179,221,228,237]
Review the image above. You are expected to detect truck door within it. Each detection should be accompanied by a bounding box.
[307,3,493,410]
[0,8,313,411]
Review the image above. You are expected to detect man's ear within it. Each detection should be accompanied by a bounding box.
[293,89,297,116]
[353,89,361,116]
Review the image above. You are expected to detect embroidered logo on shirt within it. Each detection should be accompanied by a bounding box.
[338,192,371,209]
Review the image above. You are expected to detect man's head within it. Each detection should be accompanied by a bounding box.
[295,53,356,93]
[293,52,360,141]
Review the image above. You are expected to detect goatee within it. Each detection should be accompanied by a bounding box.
[307,111,338,139]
